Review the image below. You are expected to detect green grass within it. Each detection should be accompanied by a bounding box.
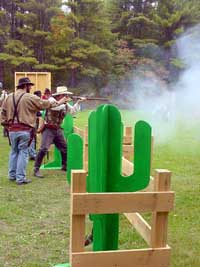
[0,109,200,267]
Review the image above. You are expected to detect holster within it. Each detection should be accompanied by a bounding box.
[28,127,36,147]
[44,124,60,130]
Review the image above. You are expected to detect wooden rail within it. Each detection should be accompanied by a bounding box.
[70,169,174,267]
[74,126,134,170]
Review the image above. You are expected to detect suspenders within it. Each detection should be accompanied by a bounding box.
[12,93,26,124]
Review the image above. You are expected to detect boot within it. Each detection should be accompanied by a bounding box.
[16,179,32,185]
[34,168,44,178]
[61,165,67,171]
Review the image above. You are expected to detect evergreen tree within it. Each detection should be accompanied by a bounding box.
[51,0,115,90]
[16,0,61,66]
[0,0,61,87]
[107,0,157,46]
[154,0,200,79]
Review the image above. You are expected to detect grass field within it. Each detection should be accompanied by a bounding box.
[0,109,200,267]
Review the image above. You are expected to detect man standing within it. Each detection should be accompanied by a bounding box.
[0,90,7,106]
[34,86,85,178]
[0,90,8,137]
[0,78,66,185]
[42,88,51,99]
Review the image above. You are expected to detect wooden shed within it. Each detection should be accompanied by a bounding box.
[15,72,51,93]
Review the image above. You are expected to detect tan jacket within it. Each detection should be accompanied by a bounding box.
[0,89,57,128]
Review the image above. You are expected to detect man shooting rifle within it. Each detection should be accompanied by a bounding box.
[34,86,86,178]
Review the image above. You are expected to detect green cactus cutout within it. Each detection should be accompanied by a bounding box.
[88,104,151,251]
[56,104,151,267]
[68,104,151,250]
[41,114,74,170]
[67,133,83,184]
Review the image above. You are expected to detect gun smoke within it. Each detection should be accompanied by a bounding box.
[113,25,200,144]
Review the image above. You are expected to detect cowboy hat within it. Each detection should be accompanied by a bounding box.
[52,86,73,96]
[17,77,34,88]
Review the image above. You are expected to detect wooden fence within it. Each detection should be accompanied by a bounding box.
[70,168,174,267]
[70,125,174,267]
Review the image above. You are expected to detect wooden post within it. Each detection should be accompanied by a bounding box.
[151,169,172,248]
[123,127,133,160]
[125,126,132,138]
[70,170,86,263]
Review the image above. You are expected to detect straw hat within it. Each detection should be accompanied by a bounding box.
[52,86,73,96]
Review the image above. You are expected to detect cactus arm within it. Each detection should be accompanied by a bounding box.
[112,119,151,192]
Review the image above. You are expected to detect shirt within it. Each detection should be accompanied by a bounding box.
[0,89,58,128]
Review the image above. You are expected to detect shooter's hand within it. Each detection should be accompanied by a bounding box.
[58,96,71,105]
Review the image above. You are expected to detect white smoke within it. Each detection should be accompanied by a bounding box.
[128,24,200,144]
[175,25,200,124]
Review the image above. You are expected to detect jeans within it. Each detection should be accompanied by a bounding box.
[9,131,30,183]
[34,128,67,170]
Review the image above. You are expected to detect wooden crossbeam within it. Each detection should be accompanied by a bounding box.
[73,126,84,137]
[72,191,174,215]
[123,136,132,145]
[124,213,151,245]
[71,247,171,267]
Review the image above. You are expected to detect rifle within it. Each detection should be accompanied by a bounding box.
[70,95,110,102]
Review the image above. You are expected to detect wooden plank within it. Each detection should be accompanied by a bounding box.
[72,247,171,267]
[73,126,84,137]
[123,136,132,145]
[123,145,134,161]
[125,126,132,137]
[122,157,133,175]
[84,126,88,145]
[70,170,86,261]
[15,72,51,93]
[124,213,151,245]
[143,176,154,192]
[122,158,154,191]
[123,145,134,153]
[72,191,174,215]
[151,170,172,248]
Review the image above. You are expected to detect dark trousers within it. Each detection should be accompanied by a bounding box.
[34,128,67,169]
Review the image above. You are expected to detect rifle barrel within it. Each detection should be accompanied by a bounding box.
[72,96,109,101]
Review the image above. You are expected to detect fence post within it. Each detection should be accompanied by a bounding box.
[123,126,133,161]
[70,170,86,264]
[151,169,172,248]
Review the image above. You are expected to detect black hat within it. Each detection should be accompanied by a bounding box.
[17,77,34,88]
[34,90,42,97]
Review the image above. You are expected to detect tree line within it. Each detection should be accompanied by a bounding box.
[0,0,199,94]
